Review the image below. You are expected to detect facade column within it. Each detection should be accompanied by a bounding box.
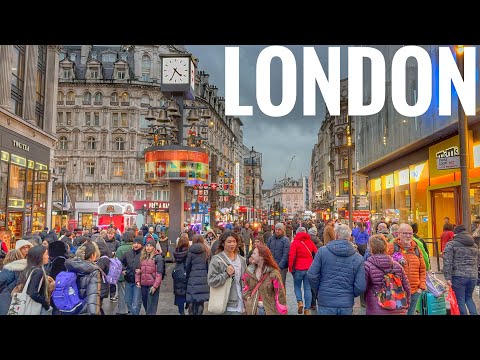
[0,45,12,110]
[23,45,38,124]
[44,45,60,134]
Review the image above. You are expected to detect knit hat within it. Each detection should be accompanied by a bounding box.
[133,237,144,245]
[146,239,157,248]
[15,240,33,250]
[454,225,466,234]
[308,227,318,235]
[297,227,307,233]
[275,223,285,231]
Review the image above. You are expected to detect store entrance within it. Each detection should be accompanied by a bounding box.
[431,187,457,239]
[7,211,24,242]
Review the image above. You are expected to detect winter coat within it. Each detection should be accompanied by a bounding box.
[241,228,254,248]
[159,237,169,256]
[105,238,120,256]
[266,234,290,269]
[115,242,133,282]
[64,258,102,315]
[441,230,455,253]
[309,234,322,249]
[135,253,163,289]
[96,256,111,299]
[443,231,480,280]
[173,247,189,296]
[364,254,411,315]
[241,264,287,315]
[352,228,369,245]
[0,259,27,315]
[387,239,426,293]
[185,243,210,303]
[323,224,335,245]
[207,251,246,310]
[307,239,366,308]
[21,267,50,311]
[288,232,318,272]
[121,248,142,283]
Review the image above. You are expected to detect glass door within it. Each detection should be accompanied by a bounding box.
[7,211,24,242]
[431,188,456,239]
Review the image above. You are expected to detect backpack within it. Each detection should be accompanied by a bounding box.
[101,256,122,284]
[51,271,84,314]
[394,242,420,258]
[371,262,408,310]
[44,256,66,276]
[172,261,187,283]
[145,233,154,244]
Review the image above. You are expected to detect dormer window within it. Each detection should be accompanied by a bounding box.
[91,67,99,79]
[70,53,76,61]
[117,70,125,79]
[114,62,129,81]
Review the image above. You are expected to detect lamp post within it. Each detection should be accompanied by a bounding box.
[346,116,353,229]
[456,45,471,232]
[250,146,256,222]
[60,167,66,223]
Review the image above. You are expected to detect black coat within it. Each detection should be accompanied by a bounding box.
[65,258,102,315]
[185,243,210,303]
[122,248,142,283]
[173,247,188,296]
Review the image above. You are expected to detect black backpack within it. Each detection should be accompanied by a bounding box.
[172,261,187,284]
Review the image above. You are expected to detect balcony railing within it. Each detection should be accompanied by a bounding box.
[110,101,119,106]
[82,101,91,105]
[57,100,64,105]
[66,101,75,105]
[121,102,130,106]
[94,101,103,106]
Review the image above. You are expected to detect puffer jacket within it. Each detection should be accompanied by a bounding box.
[0,259,27,315]
[307,239,366,308]
[241,264,287,315]
[364,254,411,315]
[443,230,480,280]
[64,258,102,315]
[173,247,189,296]
[266,234,290,269]
[387,239,426,293]
[207,251,246,310]
[186,243,210,303]
[135,253,163,289]
[122,248,142,283]
[115,242,133,282]
[288,232,318,272]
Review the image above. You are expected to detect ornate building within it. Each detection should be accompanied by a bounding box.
[55,45,244,229]
[264,177,305,221]
[243,145,263,221]
[0,45,60,246]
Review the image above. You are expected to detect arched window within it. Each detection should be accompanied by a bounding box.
[57,91,64,102]
[115,137,125,151]
[111,92,118,104]
[59,136,68,150]
[121,92,129,102]
[83,92,91,104]
[141,94,150,106]
[67,91,75,102]
[94,92,103,104]
[141,55,151,81]
[86,136,96,150]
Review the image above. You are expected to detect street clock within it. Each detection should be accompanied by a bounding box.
[160,54,196,99]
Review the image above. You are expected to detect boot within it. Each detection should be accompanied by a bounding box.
[297,301,304,314]
[304,309,310,315]
[187,303,194,315]
[197,303,204,315]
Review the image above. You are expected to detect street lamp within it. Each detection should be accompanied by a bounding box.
[250,146,256,222]
[456,45,471,232]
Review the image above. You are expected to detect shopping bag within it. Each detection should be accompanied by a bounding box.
[446,287,460,315]
[7,271,43,315]
[426,271,447,297]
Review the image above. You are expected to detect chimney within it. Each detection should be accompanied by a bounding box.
[81,45,92,65]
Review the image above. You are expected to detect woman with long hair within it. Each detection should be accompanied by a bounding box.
[16,245,52,314]
[242,243,287,315]
[135,239,164,315]
[207,231,247,315]
[0,250,26,315]
[173,235,190,314]
[185,234,210,315]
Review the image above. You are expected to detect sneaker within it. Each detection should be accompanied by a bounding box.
[297,301,304,314]
[304,309,310,315]
[110,296,118,302]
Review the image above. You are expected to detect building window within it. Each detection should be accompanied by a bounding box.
[70,53,76,61]
[112,113,119,127]
[113,162,124,177]
[90,67,99,79]
[114,137,125,151]
[142,54,151,81]
[85,112,91,126]
[62,69,71,79]
[35,45,47,128]
[94,92,103,104]
[139,114,148,129]
[93,112,100,126]
[84,189,93,201]
[120,113,128,127]
[138,165,144,180]
[86,161,95,176]
[141,95,150,106]
[57,91,64,103]
[117,70,125,80]
[153,190,161,201]
[86,136,96,150]
[66,112,72,125]
[136,189,145,200]
[161,190,169,201]
[11,45,26,117]
[59,52,66,61]
[121,92,129,105]
[66,91,75,105]
[83,92,91,105]
[110,92,118,105]
[112,188,122,201]
[57,112,63,126]
[59,136,68,150]
[141,73,150,82]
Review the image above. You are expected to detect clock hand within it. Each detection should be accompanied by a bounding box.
[169,68,177,81]
[174,68,183,77]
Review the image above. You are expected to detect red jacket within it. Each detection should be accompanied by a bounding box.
[1,241,7,254]
[288,232,318,272]
[440,230,454,253]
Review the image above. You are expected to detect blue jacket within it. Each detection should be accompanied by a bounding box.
[266,235,290,269]
[307,239,366,308]
[352,228,369,245]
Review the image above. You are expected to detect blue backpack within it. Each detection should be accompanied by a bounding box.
[101,256,122,284]
[51,271,84,314]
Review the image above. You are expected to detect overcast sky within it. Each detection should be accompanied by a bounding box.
[187,45,349,189]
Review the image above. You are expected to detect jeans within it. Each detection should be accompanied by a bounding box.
[124,282,142,315]
[177,304,185,315]
[280,267,288,286]
[117,281,128,314]
[407,291,421,315]
[317,306,353,315]
[293,270,312,309]
[141,285,160,315]
[452,276,478,315]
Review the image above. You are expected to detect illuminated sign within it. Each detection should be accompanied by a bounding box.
[106,205,115,213]
[235,162,240,196]
[12,140,30,152]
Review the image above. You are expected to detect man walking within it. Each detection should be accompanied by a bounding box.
[267,223,291,285]
[241,222,255,256]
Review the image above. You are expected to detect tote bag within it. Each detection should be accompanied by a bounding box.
[8,270,43,315]
[208,255,233,314]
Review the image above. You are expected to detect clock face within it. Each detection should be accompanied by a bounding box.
[162,57,189,84]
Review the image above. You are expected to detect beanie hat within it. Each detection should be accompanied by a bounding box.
[308,227,318,236]
[275,223,285,231]
[297,227,307,233]
[133,237,144,245]
[15,239,33,250]
[146,239,157,248]
[454,225,466,234]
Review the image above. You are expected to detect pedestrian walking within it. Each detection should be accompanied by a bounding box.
[173,236,190,315]
[186,234,210,315]
[266,223,290,286]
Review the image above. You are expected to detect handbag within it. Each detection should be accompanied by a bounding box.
[7,270,44,315]
[208,255,233,314]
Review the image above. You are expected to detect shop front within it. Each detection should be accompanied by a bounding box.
[133,201,170,227]
[97,203,137,233]
[0,126,51,248]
